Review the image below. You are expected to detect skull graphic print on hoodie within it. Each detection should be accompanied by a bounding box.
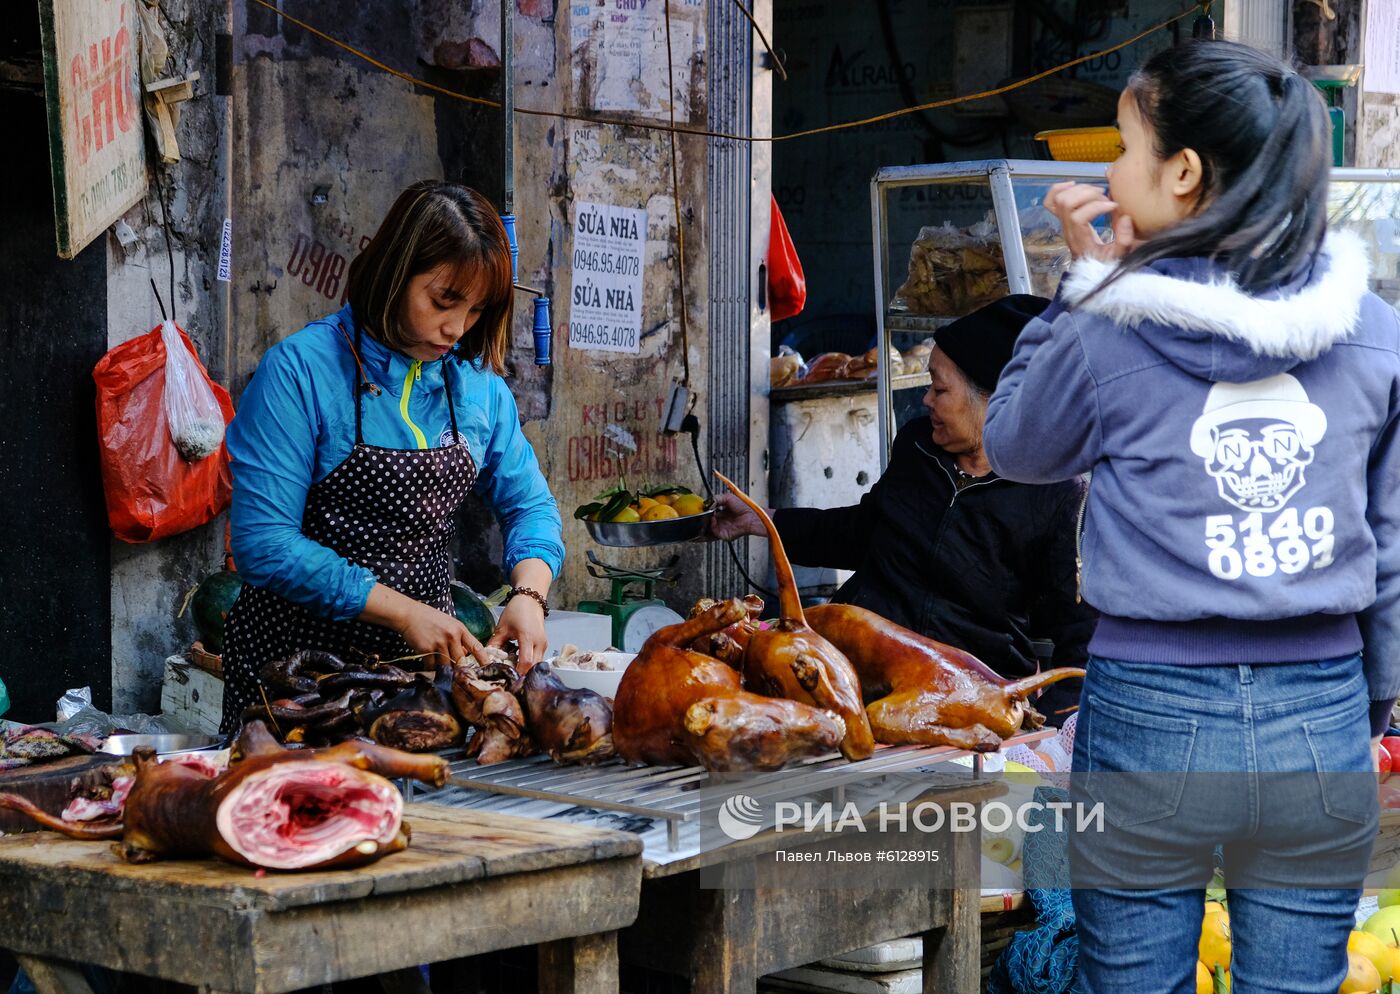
[983,230,1400,735]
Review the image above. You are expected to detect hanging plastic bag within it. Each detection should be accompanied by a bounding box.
[160,320,227,460]
[768,194,807,322]
[94,322,234,543]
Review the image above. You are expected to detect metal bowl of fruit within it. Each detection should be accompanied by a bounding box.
[577,485,714,548]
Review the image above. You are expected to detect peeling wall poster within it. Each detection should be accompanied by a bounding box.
[571,0,697,121]
[568,200,647,354]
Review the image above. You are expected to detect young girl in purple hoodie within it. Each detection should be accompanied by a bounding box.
[984,40,1400,993]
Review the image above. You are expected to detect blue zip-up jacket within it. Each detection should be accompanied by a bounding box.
[228,304,565,622]
[984,231,1400,734]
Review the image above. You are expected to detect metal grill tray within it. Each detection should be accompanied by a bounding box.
[419,731,1051,852]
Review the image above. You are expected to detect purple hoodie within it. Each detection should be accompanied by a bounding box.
[984,231,1400,734]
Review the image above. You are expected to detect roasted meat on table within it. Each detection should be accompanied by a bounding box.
[613,598,846,771]
[687,594,764,667]
[520,661,615,765]
[714,473,875,761]
[451,660,535,764]
[362,666,464,752]
[805,603,1086,751]
[0,722,448,870]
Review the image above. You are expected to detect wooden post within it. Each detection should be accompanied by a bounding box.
[538,931,619,994]
[921,828,980,994]
[691,861,759,994]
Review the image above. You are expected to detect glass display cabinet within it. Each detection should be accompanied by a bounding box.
[870,160,1400,467]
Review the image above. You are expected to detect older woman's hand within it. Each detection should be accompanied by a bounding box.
[709,493,769,541]
[1044,182,1140,262]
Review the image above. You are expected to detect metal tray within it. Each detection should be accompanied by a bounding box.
[99,734,222,757]
[584,509,713,547]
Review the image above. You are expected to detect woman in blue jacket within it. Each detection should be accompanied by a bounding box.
[984,42,1398,992]
[219,181,564,732]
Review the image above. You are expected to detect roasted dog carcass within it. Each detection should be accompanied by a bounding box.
[0,722,448,869]
[688,594,764,667]
[805,603,1085,751]
[613,599,847,771]
[714,473,876,761]
[520,661,616,765]
[452,660,535,764]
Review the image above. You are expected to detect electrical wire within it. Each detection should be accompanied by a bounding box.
[246,0,1196,146]
[663,0,691,388]
[685,417,778,601]
[152,167,178,324]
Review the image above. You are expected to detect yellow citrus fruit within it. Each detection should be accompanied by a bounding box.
[652,493,676,506]
[641,504,680,521]
[1198,909,1231,974]
[1195,960,1212,994]
[610,506,641,524]
[1349,931,1391,979]
[637,496,659,511]
[672,494,706,517]
[1340,950,1382,993]
[1380,945,1400,983]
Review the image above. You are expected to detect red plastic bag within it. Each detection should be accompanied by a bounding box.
[93,323,234,543]
[768,194,807,322]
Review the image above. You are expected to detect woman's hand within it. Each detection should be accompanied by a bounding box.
[488,558,554,672]
[360,585,491,668]
[709,493,768,541]
[400,600,491,668]
[1044,182,1140,262]
[490,595,548,671]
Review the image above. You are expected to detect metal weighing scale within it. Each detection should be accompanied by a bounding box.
[576,551,685,652]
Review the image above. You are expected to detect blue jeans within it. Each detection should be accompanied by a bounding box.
[1069,655,1377,994]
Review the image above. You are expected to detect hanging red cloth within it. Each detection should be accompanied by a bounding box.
[768,194,807,322]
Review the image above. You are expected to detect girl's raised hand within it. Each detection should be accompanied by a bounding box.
[1044,182,1140,262]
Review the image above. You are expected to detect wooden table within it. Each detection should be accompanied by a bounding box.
[618,781,1000,994]
[0,804,642,994]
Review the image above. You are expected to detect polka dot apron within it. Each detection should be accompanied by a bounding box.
[220,319,477,733]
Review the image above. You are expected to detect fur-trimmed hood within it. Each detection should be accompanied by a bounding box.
[1060,230,1371,382]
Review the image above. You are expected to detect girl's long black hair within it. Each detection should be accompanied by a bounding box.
[1095,40,1332,296]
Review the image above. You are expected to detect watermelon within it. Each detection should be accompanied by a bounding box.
[191,570,244,654]
[452,581,496,644]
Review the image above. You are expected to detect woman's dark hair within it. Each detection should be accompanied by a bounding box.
[1096,40,1332,295]
[346,181,513,373]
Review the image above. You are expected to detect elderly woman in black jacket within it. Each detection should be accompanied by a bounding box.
[713,295,1094,724]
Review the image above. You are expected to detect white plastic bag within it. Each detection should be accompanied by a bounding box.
[160,320,225,461]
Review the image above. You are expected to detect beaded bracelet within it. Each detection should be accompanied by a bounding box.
[507,585,550,617]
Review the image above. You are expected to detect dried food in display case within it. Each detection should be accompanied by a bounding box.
[870,160,1400,466]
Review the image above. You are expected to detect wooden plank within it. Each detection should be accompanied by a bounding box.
[623,813,986,991]
[538,931,619,994]
[0,855,639,993]
[244,859,640,993]
[0,804,639,912]
[978,891,1025,914]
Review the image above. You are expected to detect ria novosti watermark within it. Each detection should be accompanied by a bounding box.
[717,792,1104,842]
